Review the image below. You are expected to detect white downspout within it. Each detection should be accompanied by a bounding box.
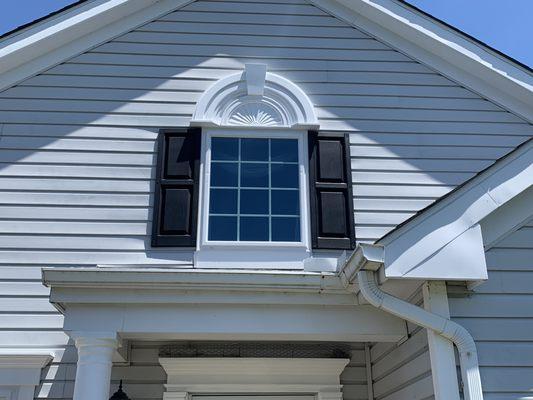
[339,244,484,400]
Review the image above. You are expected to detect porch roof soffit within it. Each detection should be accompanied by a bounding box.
[0,0,531,121]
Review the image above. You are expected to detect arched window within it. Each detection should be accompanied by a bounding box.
[192,64,318,268]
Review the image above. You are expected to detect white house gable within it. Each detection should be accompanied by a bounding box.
[0,0,531,263]
[0,0,532,399]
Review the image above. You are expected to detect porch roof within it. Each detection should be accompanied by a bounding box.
[342,139,532,283]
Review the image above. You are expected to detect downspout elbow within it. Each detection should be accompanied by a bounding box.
[357,269,483,400]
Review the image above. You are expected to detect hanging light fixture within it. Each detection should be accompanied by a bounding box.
[109,380,131,400]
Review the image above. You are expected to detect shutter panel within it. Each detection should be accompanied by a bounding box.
[308,131,355,250]
[152,127,201,247]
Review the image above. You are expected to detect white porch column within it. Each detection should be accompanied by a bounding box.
[423,282,460,400]
[71,332,118,400]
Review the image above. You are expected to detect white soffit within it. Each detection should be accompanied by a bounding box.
[378,139,532,281]
[310,0,533,122]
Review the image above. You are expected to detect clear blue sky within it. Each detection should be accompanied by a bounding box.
[1,0,531,68]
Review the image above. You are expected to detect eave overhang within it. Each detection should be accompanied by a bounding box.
[42,267,407,342]
[0,0,532,121]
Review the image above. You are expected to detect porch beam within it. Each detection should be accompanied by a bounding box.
[63,303,406,343]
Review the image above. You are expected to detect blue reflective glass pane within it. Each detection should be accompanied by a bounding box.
[271,139,298,162]
[240,189,269,215]
[271,190,299,215]
[272,217,300,242]
[241,163,269,187]
[241,138,268,161]
[209,216,237,241]
[211,162,238,187]
[271,164,298,188]
[240,217,269,241]
[211,137,238,161]
[209,189,237,214]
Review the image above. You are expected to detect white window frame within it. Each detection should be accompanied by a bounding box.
[195,128,312,269]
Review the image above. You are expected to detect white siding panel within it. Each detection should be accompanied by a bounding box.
[0,192,151,206]
[0,150,155,165]
[159,10,348,26]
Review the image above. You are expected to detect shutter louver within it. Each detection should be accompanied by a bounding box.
[152,128,201,247]
[308,131,356,250]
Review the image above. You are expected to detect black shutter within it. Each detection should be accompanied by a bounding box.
[308,131,355,250]
[151,127,201,247]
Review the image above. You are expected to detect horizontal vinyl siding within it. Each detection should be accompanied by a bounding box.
[341,347,369,400]
[1,2,530,244]
[370,290,434,400]
[0,0,530,399]
[449,221,533,399]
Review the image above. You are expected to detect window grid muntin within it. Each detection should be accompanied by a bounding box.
[209,137,300,242]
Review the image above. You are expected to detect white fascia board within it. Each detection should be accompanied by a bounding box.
[0,0,194,92]
[312,0,533,122]
[378,140,532,281]
[42,268,359,308]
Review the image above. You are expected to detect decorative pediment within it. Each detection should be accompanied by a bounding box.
[191,64,319,129]
[159,357,349,395]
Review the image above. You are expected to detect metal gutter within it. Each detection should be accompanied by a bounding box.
[42,267,349,293]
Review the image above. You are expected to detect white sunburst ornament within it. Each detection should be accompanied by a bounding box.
[227,103,283,127]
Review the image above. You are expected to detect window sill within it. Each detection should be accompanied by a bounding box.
[194,246,341,272]
[194,245,311,269]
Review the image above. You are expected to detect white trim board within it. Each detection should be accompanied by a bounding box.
[0,0,531,121]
